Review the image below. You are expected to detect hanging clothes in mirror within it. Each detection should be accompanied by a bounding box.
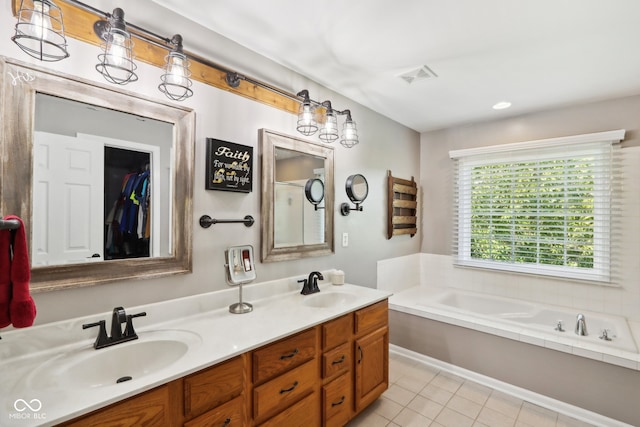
[104,148,152,260]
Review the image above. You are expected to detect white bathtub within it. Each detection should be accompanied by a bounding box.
[390,287,639,356]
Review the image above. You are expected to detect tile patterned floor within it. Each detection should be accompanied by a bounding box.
[347,351,597,427]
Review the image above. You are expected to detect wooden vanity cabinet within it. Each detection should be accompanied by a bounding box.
[353,300,389,413]
[57,300,388,427]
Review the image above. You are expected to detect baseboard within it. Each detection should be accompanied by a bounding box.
[390,344,632,427]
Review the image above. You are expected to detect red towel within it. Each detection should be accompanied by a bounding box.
[4,216,36,328]
[0,227,11,328]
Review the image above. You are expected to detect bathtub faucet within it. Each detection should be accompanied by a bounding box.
[575,313,588,336]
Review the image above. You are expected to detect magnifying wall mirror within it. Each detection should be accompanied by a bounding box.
[305,178,325,210]
[260,129,334,262]
[340,174,369,216]
[0,57,195,291]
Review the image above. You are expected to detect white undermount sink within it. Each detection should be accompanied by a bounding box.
[26,329,201,389]
[302,290,358,308]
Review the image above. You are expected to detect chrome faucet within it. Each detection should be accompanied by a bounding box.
[575,313,588,336]
[82,307,147,349]
[298,271,323,295]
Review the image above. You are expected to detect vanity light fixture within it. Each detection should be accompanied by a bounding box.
[296,90,318,136]
[158,34,193,101]
[12,0,69,62]
[340,110,359,148]
[319,101,339,143]
[296,90,360,148]
[95,8,138,85]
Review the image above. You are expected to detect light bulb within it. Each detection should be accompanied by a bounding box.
[301,105,314,125]
[166,54,188,87]
[106,32,128,68]
[28,1,52,41]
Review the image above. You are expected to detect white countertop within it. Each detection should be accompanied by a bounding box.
[0,274,391,426]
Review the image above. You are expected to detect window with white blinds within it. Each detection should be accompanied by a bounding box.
[450,130,624,283]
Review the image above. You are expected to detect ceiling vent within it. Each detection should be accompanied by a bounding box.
[397,65,438,84]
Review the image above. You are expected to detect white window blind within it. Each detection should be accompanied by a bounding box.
[450,130,624,283]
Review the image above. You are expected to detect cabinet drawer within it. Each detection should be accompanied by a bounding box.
[322,313,353,350]
[252,328,317,384]
[258,391,320,427]
[184,395,244,427]
[184,356,244,419]
[323,372,352,427]
[354,300,388,336]
[253,359,317,422]
[322,342,351,379]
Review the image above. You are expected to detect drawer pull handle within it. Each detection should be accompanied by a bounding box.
[280,348,299,360]
[221,418,231,427]
[280,380,299,394]
[357,345,363,364]
[331,355,346,365]
[331,396,346,407]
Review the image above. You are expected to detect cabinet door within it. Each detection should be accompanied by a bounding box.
[60,385,170,427]
[354,326,389,413]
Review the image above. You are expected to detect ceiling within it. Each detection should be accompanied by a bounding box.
[149,0,640,132]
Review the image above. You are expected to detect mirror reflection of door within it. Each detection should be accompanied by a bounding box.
[274,147,325,248]
[33,132,104,265]
[33,93,172,267]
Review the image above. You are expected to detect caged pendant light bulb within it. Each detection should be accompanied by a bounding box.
[318,101,339,143]
[158,34,193,101]
[12,0,69,62]
[95,8,138,85]
[295,90,360,148]
[296,90,318,136]
[340,110,359,148]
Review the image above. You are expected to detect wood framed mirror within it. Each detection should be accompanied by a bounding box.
[0,56,195,292]
[260,129,334,262]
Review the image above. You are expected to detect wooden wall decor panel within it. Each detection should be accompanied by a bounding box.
[387,170,418,239]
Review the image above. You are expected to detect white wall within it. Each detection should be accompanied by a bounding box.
[0,1,421,324]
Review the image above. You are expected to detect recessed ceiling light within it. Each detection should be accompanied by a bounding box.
[493,101,512,110]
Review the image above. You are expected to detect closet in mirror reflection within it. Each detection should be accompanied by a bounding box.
[32,93,173,266]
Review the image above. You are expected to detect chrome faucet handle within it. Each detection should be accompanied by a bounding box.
[599,329,613,341]
[554,320,565,332]
[575,313,587,336]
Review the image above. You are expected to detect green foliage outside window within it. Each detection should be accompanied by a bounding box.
[469,158,595,268]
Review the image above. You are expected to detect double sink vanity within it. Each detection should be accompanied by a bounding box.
[0,57,389,426]
[0,277,391,426]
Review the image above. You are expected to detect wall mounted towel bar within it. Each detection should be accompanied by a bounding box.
[0,219,21,230]
[199,215,255,228]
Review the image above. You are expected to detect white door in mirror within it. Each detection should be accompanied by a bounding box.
[33,132,104,265]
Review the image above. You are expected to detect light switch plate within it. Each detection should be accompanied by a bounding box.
[342,232,349,247]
